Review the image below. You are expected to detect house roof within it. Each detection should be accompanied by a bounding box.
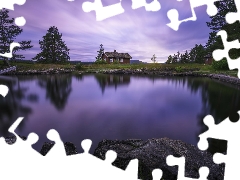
[104,51,132,59]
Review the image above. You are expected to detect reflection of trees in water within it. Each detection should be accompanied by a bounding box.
[94,74,130,94]
[0,76,37,137]
[38,74,72,111]
[147,76,240,154]
[187,78,240,154]
[73,74,83,81]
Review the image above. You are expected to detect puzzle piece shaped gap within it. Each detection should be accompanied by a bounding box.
[0,0,26,10]
[82,0,125,21]
[82,0,161,21]
[167,0,219,31]
[166,155,209,180]
[198,111,240,179]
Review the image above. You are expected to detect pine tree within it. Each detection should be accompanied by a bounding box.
[165,55,173,64]
[206,0,240,59]
[189,44,206,63]
[33,26,70,63]
[96,44,104,61]
[0,9,32,65]
[151,54,157,63]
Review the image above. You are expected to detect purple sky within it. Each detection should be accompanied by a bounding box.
[9,0,212,63]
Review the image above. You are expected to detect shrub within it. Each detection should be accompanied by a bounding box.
[175,66,183,72]
[95,59,107,64]
[212,58,229,70]
[75,62,83,70]
[113,60,120,64]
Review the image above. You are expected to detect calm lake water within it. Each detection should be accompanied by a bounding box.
[0,74,240,154]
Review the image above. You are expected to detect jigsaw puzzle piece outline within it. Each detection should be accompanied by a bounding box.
[225,0,240,24]
[63,138,139,180]
[212,30,240,77]
[0,42,20,58]
[131,0,161,12]
[82,0,125,21]
[166,155,209,180]
[198,111,240,180]
[0,84,9,98]
[0,0,26,10]
[167,0,219,31]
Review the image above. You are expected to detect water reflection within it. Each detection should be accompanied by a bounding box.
[0,74,239,155]
[38,74,72,111]
[0,75,37,137]
[148,76,240,154]
[94,74,130,94]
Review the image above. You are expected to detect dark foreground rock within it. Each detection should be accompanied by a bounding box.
[40,141,78,156]
[4,136,78,156]
[4,136,225,179]
[94,138,224,180]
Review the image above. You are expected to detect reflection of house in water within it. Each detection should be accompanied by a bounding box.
[94,74,130,94]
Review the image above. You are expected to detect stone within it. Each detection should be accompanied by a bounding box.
[93,138,224,180]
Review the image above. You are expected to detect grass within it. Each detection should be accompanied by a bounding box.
[0,61,238,77]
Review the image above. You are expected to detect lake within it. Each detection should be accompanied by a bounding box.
[0,74,239,154]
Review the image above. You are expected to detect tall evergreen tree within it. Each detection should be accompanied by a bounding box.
[206,0,240,59]
[189,44,206,63]
[96,44,104,61]
[0,9,32,65]
[33,26,70,63]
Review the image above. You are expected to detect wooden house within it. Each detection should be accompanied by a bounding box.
[102,50,132,64]
[204,54,213,65]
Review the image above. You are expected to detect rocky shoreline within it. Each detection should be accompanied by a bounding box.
[4,67,240,87]
[4,136,224,180]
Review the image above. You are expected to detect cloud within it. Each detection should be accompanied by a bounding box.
[9,0,211,62]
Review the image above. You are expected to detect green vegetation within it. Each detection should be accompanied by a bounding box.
[0,9,33,66]
[212,59,229,70]
[95,59,107,64]
[166,0,238,72]
[75,62,83,70]
[95,44,105,64]
[2,60,237,77]
[33,26,70,63]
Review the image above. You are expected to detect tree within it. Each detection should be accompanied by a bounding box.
[95,44,106,64]
[151,54,157,63]
[0,9,32,65]
[206,0,240,59]
[165,55,173,64]
[189,44,206,63]
[33,26,70,63]
[11,41,33,61]
[96,44,104,61]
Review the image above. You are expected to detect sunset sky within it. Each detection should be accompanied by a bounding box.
[9,0,212,63]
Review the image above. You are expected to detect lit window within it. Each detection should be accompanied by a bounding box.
[120,58,123,62]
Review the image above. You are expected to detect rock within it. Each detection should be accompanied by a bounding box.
[4,136,78,156]
[4,135,27,144]
[40,141,78,156]
[93,138,224,180]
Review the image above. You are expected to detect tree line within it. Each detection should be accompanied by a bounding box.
[0,9,70,66]
[165,0,239,69]
[165,44,206,64]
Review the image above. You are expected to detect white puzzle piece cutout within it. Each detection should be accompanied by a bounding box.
[167,0,220,31]
[212,0,240,78]
[198,112,240,180]
[82,0,124,21]
[0,0,26,58]
[0,42,20,58]
[0,0,26,10]
[0,85,9,97]
[131,0,161,12]
[166,155,209,180]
